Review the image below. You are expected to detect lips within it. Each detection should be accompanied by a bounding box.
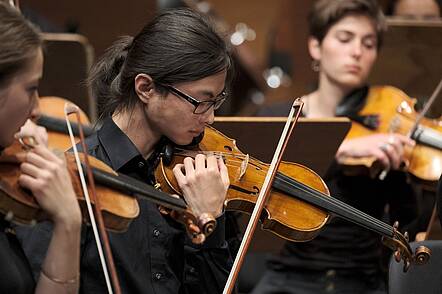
[190,130,203,135]
[345,65,361,73]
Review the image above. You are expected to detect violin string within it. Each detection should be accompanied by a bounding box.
[175,148,250,159]
[224,157,393,234]
[276,173,393,234]
[175,151,393,234]
[277,171,393,233]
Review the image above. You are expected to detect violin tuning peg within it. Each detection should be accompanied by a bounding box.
[393,221,399,230]
[404,231,409,242]
[414,246,431,265]
[394,250,401,262]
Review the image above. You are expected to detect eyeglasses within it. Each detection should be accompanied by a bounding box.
[156,83,227,114]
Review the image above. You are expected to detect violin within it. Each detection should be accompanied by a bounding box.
[155,125,430,270]
[37,96,94,150]
[342,86,442,187]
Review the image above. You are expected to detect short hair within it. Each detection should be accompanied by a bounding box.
[0,2,42,88]
[308,0,386,48]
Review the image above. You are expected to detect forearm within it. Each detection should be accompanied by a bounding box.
[35,220,81,294]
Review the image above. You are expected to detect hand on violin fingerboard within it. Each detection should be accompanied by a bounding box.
[336,133,415,170]
[172,153,229,218]
[14,119,48,147]
[18,144,82,225]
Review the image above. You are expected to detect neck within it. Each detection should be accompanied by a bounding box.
[112,106,160,159]
[306,74,354,118]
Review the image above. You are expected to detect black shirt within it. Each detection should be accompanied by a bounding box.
[0,220,35,294]
[16,117,233,294]
[0,147,35,294]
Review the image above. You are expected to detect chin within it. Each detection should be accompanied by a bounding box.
[340,78,365,89]
[170,135,194,146]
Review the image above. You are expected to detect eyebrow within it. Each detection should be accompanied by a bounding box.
[198,90,213,97]
[198,89,225,100]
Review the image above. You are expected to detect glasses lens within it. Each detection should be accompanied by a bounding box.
[194,102,212,114]
[194,97,226,114]
[213,97,226,110]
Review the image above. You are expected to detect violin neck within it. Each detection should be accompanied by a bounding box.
[88,165,187,210]
[274,172,393,237]
[38,114,94,137]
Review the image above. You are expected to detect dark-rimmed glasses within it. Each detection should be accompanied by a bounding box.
[156,82,227,114]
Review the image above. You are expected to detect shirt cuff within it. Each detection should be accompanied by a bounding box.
[201,213,226,248]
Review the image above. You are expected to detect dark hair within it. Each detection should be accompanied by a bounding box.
[308,0,386,48]
[0,2,42,88]
[89,8,233,119]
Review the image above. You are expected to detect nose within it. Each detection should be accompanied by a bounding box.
[29,96,41,121]
[203,107,215,125]
[350,40,363,59]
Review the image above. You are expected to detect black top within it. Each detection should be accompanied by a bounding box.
[0,220,35,294]
[258,86,418,281]
[0,147,35,294]
[16,117,233,294]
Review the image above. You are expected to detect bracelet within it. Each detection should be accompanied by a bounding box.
[40,268,79,284]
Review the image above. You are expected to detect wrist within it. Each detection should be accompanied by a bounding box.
[52,207,82,231]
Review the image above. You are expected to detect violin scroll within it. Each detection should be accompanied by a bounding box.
[382,221,431,272]
[158,205,216,244]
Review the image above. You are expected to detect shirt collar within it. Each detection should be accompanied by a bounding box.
[96,117,142,171]
[336,85,369,116]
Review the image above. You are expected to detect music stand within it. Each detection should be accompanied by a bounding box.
[213,117,351,178]
[39,33,96,121]
[368,18,442,117]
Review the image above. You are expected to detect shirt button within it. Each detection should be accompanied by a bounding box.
[153,229,161,237]
[138,161,145,168]
[154,272,162,280]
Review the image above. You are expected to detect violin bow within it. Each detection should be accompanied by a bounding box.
[409,78,442,137]
[64,103,121,294]
[223,98,304,294]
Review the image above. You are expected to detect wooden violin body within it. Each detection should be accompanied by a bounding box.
[38,96,93,150]
[156,126,331,241]
[0,142,139,232]
[343,86,442,186]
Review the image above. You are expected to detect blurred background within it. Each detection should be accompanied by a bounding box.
[19,0,442,121]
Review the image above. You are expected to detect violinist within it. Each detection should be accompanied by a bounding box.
[253,0,418,293]
[0,3,81,294]
[18,8,233,294]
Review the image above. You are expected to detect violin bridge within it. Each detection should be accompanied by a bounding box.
[237,154,249,180]
[389,116,401,133]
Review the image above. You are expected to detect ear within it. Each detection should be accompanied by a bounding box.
[308,36,321,61]
[134,73,155,104]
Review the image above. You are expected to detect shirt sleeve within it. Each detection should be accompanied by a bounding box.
[182,213,235,294]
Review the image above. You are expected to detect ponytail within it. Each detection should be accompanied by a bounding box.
[87,36,133,119]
